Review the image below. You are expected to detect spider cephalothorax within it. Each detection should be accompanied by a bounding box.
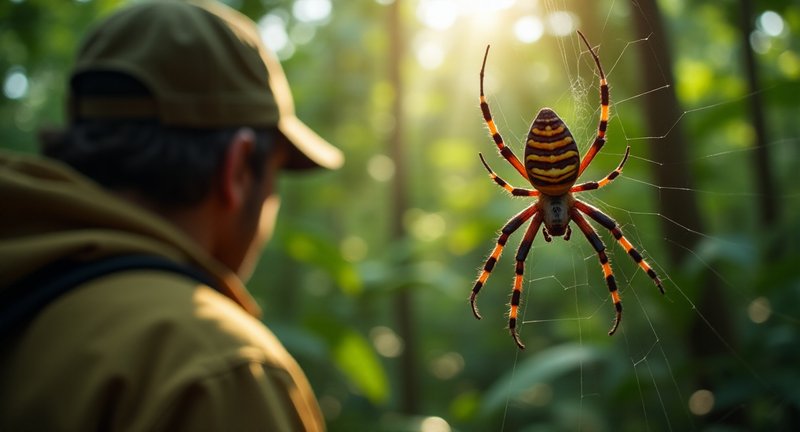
[471,31,664,350]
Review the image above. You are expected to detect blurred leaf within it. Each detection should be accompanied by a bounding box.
[450,389,481,421]
[333,330,389,404]
[685,234,757,274]
[307,316,389,405]
[481,343,608,414]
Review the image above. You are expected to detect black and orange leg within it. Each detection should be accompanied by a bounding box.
[570,209,623,335]
[575,31,610,177]
[479,153,539,197]
[471,205,539,320]
[509,212,543,350]
[570,146,630,193]
[574,200,664,294]
[480,45,529,180]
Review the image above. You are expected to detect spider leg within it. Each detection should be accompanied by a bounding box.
[575,31,610,177]
[471,205,539,320]
[571,146,630,193]
[575,200,664,294]
[570,208,622,335]
[509,212,543,350]
[480,45,529,181]
[479,153,539,197]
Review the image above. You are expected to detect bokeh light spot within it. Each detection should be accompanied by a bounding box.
[367,154,395,182]
[546,11,576,37]
[514,16,544,44]
[369,326,404,358]
[688,389,715,416]
[429,352,465,380]
[757,10,784,37]
[3,67,28,100]
[258,14,291,55]
[290,22,317,45]
[417,0,458,31]
[747,296,771,324]
[292,0,332,24]
[749,30,771,54]
[405,209,446,241]
[340,236,368,262]
[420,416,451,432]
[416,39,445,70]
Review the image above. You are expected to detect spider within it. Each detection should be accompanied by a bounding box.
[471,31,664,350]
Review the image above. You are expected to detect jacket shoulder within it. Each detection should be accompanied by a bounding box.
[2,270,323,431]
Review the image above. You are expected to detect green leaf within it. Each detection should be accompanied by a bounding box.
[307,316,389,405]
[481,343,608,414]
[332,329,389,404]
[450,389,481,421]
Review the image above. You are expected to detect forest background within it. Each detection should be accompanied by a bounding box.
[2,0,799,430]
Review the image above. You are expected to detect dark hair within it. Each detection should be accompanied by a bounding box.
[41,71,278,208]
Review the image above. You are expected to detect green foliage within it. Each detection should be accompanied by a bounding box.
[2,0,799,430]
[307,314,390,405]
[481,344,611,414]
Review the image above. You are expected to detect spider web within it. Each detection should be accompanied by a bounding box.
[490,1,800,431]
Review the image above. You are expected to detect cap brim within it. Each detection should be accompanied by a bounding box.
[278,115,344,170]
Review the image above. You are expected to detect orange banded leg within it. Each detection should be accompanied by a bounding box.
[479,153,539,197]
[576,31,610,177]
[471,205,539,320]
[509,212,543,350]
[574,200,664,294]
[570,146,630,193]
[480,45,529,180]
[570,209,623,335]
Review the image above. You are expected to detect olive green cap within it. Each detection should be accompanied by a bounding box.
[69,0,343,170]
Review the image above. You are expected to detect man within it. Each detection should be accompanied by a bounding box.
[0,0,342,430]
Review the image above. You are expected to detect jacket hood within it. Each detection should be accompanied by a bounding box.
[0,150,261,317]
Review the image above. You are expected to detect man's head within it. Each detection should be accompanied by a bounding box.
[43,0,342,276]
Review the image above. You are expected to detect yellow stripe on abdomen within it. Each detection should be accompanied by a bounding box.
[530,125,565,137]
[526,150,578,164]
[527,136,574,151]
[529,165,578,183]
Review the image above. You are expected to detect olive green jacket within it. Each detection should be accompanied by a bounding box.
[0,151,324,431]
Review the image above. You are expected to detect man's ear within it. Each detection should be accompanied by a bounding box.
[218,128,256,210]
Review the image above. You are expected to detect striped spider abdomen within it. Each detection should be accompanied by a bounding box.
[525,108,580,196]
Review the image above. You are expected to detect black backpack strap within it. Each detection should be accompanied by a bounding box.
[0,255,219,338]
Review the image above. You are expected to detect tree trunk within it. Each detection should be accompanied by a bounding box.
[388,0,418,415]
[737,0,780,250]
